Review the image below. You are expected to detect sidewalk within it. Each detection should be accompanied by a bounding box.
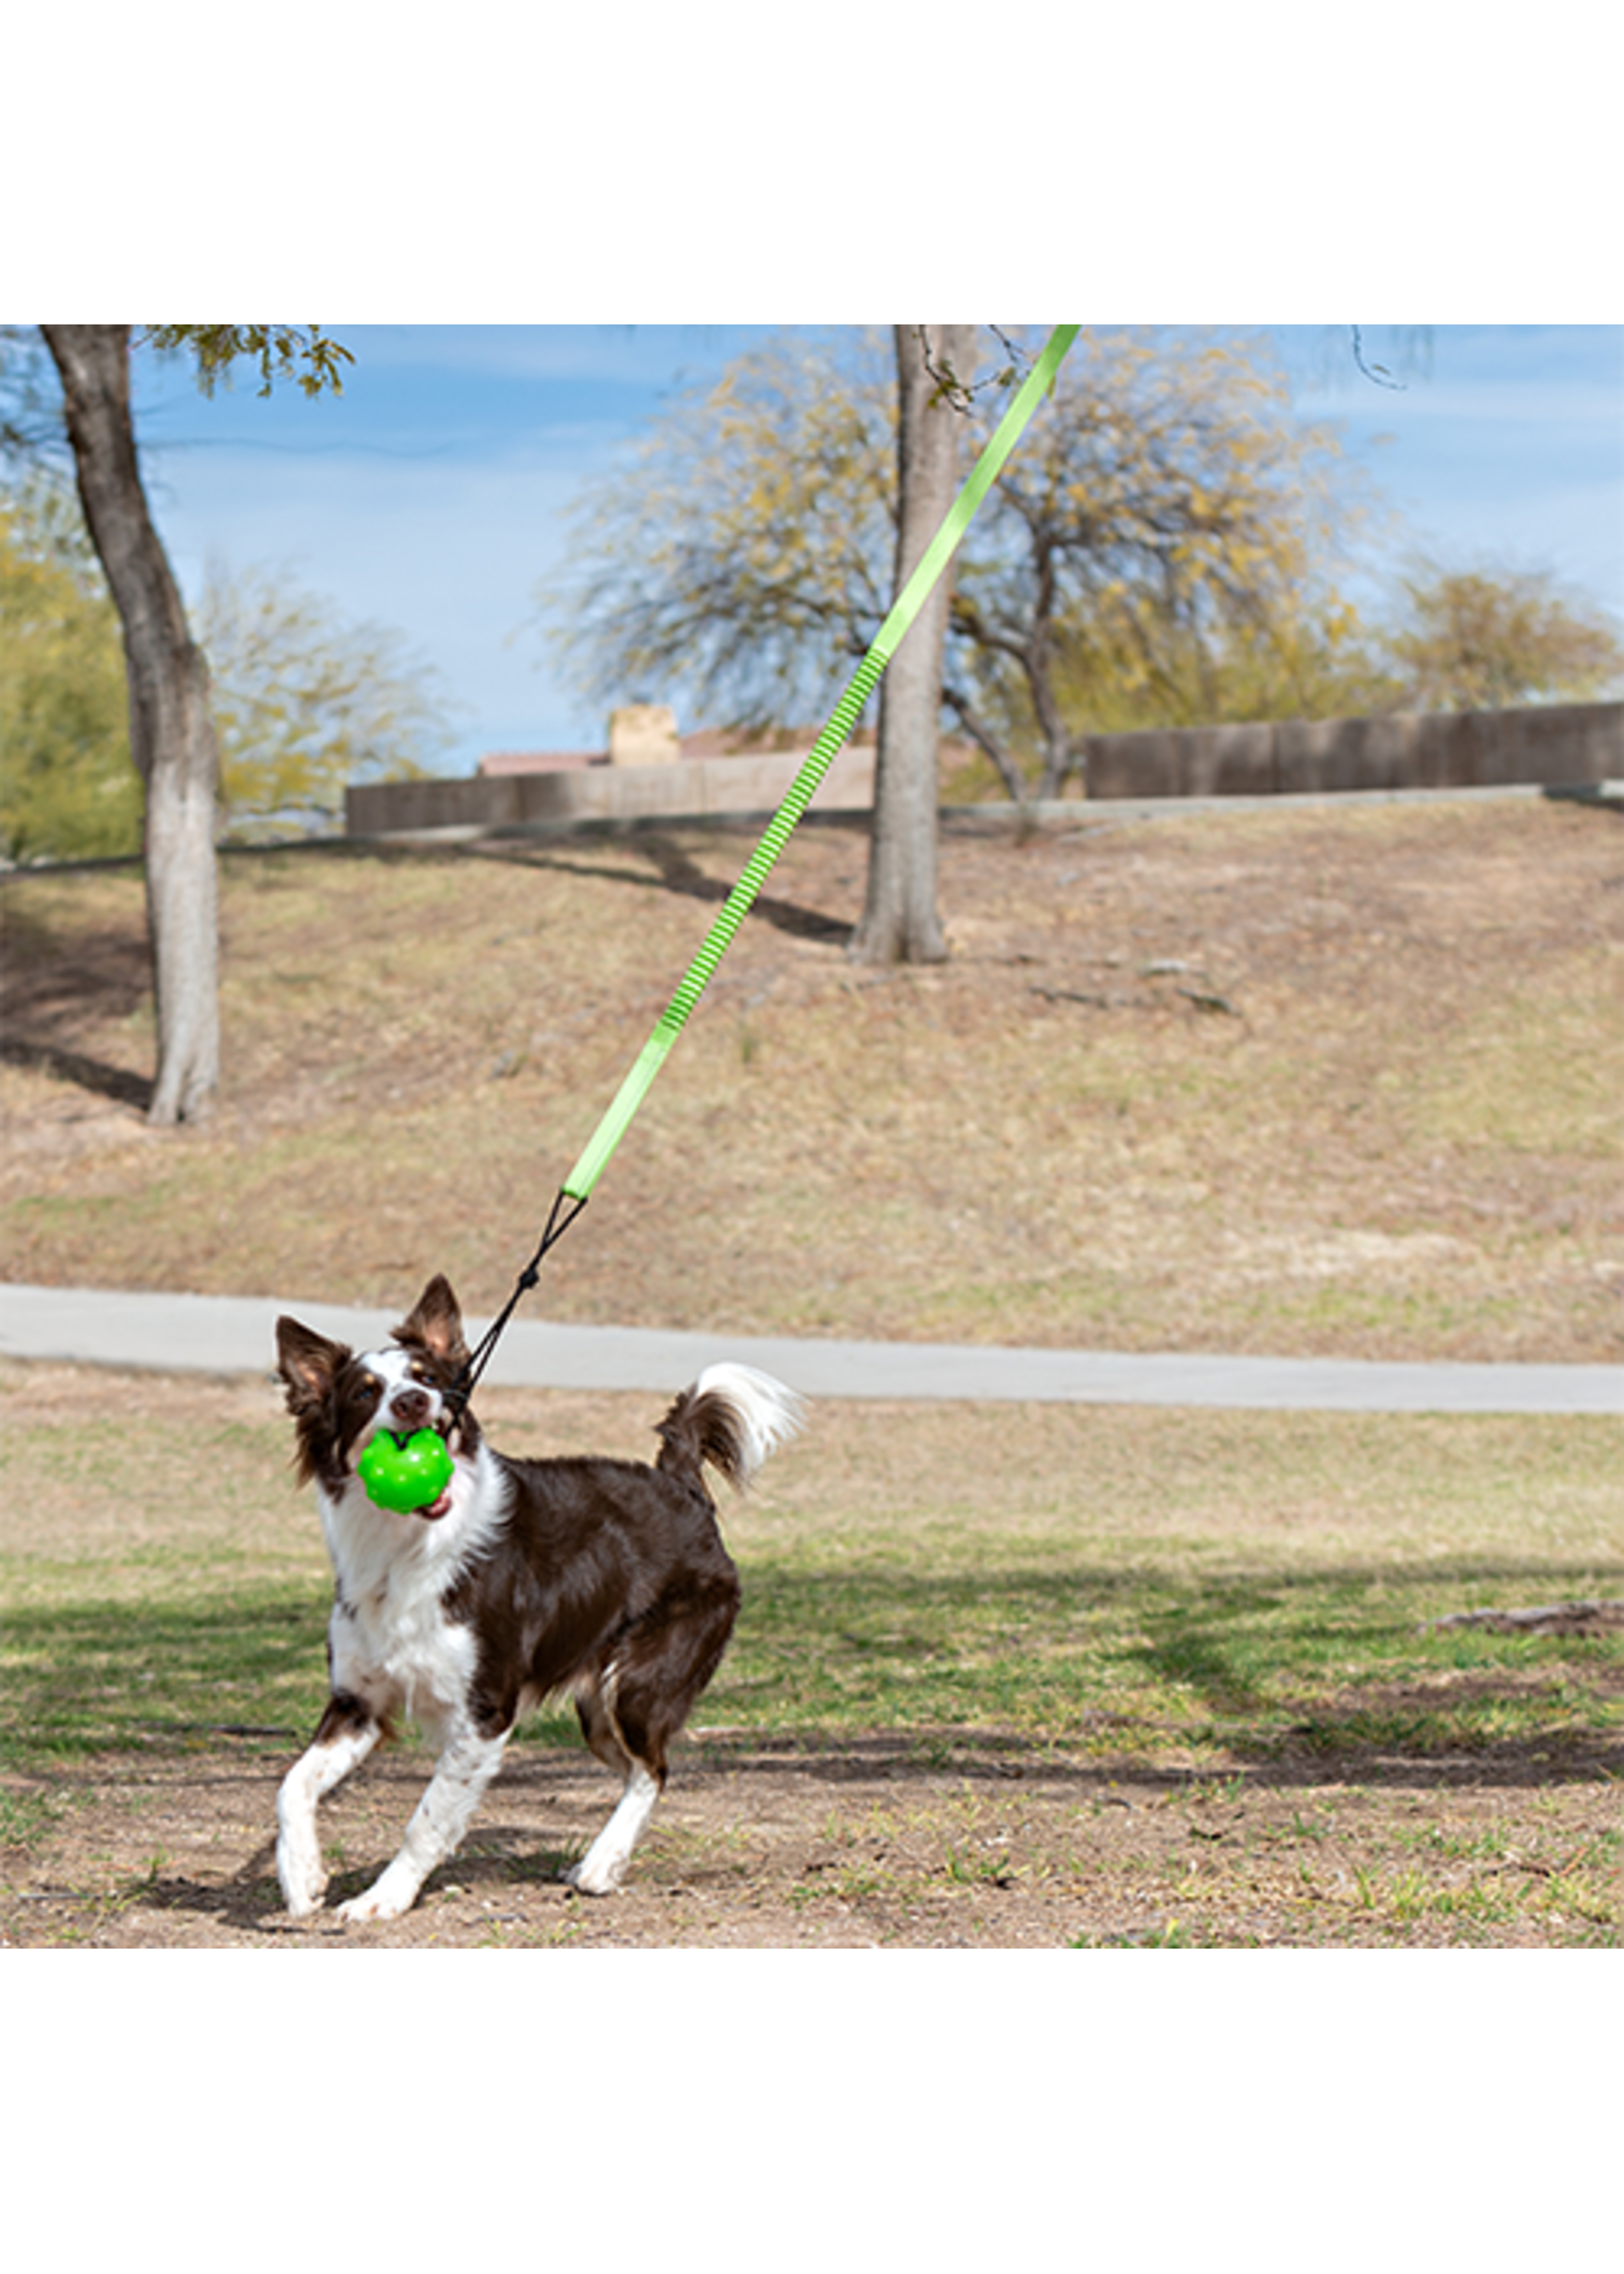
[2,1283,1618,1415]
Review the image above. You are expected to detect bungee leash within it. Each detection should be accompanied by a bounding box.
[448,323,1080,1417]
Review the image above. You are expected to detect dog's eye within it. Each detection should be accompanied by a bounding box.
[359,1374,381,1401]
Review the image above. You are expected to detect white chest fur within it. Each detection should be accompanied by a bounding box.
[318,1445,509,1725]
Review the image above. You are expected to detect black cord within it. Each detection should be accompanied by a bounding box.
[445,1190,588,1418]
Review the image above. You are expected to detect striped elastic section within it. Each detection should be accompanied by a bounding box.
[560,327,1078,1201]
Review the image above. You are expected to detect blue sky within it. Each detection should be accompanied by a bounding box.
[125,323,1624,779]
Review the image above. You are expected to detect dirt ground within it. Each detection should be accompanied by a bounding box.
[4,1723,1617,1950]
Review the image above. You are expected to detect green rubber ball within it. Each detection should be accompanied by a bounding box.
[358,1427,455,1513]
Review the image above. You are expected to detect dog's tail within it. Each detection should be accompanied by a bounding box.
[656,1364,804,1492]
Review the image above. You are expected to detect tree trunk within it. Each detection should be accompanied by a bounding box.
[849,324,974,966]
[42,324,220,1125]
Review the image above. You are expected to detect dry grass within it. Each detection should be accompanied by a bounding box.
[3,794,1622,1363]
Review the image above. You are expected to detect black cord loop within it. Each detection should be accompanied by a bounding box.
[445,1189,588,1419]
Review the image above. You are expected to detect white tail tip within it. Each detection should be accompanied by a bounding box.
[694,1363,805,1481]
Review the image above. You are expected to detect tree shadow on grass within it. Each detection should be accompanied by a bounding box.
[710,1551,1624,1795]
[0,1035,152,1111]
[467,831,855,946]
[0,906,156,1107]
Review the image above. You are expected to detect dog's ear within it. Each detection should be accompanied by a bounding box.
[275,1315,350,1415]
[394,1274,468,1367]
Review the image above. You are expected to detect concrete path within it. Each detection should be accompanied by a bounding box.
[2,1283,1618,1415]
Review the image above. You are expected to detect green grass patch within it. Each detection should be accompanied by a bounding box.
[1,1586,328,1766]
[2,1387,1618,1795]
[3,1382,1617,1948]
[703,1543,1622,1772]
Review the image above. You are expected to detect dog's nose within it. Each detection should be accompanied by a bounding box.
[390,1387,432,1429]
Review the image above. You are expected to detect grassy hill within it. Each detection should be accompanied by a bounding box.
[3,793,1620,1363]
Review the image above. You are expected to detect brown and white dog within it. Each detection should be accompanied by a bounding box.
[272,1274,801,1923]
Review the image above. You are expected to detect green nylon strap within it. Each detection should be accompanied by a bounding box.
[561,322,1080,1202]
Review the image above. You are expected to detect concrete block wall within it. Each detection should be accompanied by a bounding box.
[1083,702,1621,800]
[346,739,877,838]
[345,702,1621,838]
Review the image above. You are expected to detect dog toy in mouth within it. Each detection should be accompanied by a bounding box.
[358,1428,455,1515]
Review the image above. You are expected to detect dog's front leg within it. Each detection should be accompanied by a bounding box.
[337,1721,509,1924]
[277,1694,382,1917]
[565,1762,663,1895]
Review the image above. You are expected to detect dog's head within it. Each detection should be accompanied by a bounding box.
[274,1274,475,1501]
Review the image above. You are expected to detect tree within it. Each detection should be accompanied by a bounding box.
[540,328,896,729]
[1,483,451,858]
[1379,565,1624,711]
[543,325,1006,964]
[200,561,452,838]
[0,485,139,861]
[849,324,976,965]
[28,325,350,1125]
[42,324,223,1123]
[542,326,1373,814]
[942,329,1367,796]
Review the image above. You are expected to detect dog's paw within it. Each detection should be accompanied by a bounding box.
[277,1843,328,1918]
[562,1855,624,1897]
[336,1889,408,1925]
[336,1864,420,1924]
